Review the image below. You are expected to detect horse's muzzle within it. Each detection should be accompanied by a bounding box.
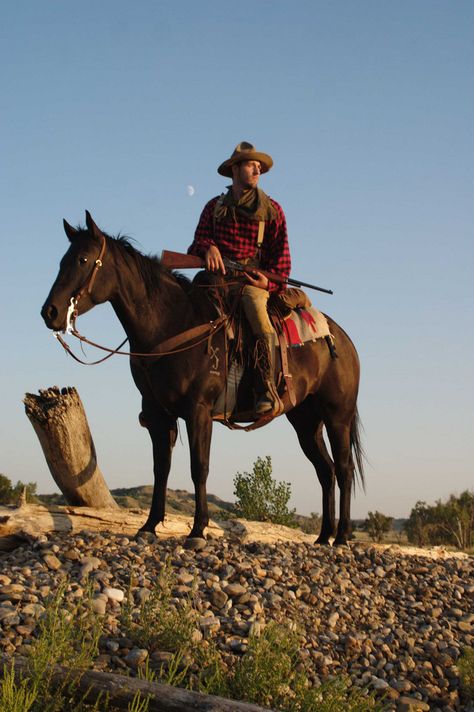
[41,302,62,330]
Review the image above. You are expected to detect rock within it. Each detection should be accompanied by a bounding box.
[223,583,247,597]
[125,648,149,667]
[102,587,124,603]
[183,537,207,551]
[397,696,430,711]
[210,589,228,609]
[42,554,62,571]
[91,596,107,615]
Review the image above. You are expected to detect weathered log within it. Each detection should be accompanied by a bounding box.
[0,654,275,712]
[24,386,118,509]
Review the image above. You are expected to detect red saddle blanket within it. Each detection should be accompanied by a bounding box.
[279,307,331,346]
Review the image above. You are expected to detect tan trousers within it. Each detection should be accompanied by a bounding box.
[239,285,273,336]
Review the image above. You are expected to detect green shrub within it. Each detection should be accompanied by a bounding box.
[120,558,198,654]
[233,456,297,526]
[459,647,474,703]
[362,511,393,543]
[405,491,474,550]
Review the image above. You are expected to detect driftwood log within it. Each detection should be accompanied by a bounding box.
[0,654,275,712]
[24,386,118,509]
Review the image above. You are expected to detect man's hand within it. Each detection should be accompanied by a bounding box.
[205,245,226,274]
[244,270,269,290]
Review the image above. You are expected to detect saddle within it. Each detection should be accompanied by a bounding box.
[191,272,335,428]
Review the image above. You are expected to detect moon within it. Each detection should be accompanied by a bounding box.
[187,185,195,196]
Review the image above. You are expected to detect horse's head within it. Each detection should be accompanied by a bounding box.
[41,211,112,331]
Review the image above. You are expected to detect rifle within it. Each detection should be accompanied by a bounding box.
[160,250,333,295]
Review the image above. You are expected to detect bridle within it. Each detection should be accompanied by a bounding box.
[62,231,107,335]
[54,231,228,365]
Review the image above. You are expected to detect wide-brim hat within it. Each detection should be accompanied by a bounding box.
[217,141,273,177]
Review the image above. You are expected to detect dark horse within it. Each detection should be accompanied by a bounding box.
[41,211,364,545]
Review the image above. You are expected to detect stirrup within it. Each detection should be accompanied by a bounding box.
[255,383,283,417]
[255,392,274,415]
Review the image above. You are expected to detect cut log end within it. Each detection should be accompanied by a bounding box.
[24,386,119,510]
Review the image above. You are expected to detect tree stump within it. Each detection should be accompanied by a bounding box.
[24,386,118,509]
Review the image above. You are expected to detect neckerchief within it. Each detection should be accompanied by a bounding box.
[213,187,276,223]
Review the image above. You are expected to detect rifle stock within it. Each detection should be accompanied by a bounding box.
[160,250,333,295]
[161,251,204,269]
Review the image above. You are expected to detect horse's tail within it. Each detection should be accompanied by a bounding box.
[351,407,366,492]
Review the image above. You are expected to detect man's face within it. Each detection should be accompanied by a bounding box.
[233,160,261,189]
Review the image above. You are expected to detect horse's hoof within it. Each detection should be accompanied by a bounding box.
[315,537,331,546]
[184,537,207,551]
[333,538,348,547]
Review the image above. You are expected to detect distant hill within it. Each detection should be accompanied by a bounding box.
[38,485,235,518]
[37,486,406,536]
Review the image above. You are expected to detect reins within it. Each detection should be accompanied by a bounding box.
[54,233,230,365]
[55,315,228,365]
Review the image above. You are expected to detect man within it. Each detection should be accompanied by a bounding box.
[187,141,291,415]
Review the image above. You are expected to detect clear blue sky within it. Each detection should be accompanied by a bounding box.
[1,1,473,518]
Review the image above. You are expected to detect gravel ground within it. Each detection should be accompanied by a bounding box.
[0,531,473,711]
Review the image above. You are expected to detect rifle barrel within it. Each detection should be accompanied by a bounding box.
[286,277,333,295]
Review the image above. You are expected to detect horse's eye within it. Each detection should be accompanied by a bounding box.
[79,256,88,265]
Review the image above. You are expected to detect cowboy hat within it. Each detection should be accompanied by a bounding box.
[217,141,273,177]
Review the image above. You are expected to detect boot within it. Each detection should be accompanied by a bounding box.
[254,333,281,416]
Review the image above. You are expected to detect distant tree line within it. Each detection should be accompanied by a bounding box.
[404,491,474,551]
[0,474,38,505]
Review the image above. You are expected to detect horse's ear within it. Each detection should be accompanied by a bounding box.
[85,210,102,240]
[63,219,78,242]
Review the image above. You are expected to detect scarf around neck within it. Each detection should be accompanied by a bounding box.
[213,187,276,223]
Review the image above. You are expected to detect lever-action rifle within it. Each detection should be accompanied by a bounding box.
[160,250,333,295]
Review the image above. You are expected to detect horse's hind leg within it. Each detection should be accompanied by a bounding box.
[139,406,177,534]
[186,404,213,539]
[286,402,336,544]
[325,419,354,545]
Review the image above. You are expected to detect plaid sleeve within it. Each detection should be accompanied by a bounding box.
[187,198,218,257]
[261,200,291,292]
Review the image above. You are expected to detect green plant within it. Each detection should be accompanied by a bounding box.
[223,622,384,711]
[0,474,38,505]
[298,512,322,535]
[459,647,474,702]
[362,511,393,543]
[405,491,474,550]
[120,558,198,654]
[0,663,38,712]
[0,582,107,712]
[233,456,297,526]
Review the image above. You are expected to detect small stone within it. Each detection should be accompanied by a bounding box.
[177,572,194,586]
[328,612,339,628]
[397,696,430,711]
[199,616,220,636]
[210,589,228,609]
[102,587,124,603]
[105,640,120,653]
[125,648,149,667]
[224,583,247,597]
[42,554,62,571]
[91,597,107,615]
[183,537,207,551]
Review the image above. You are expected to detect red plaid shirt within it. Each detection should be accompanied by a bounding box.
[188,195,291,292]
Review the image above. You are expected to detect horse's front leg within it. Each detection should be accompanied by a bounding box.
[185,405,213,539]
[139,407,177,534]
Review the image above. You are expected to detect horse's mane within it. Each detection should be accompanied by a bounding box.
[77,227,192,296]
